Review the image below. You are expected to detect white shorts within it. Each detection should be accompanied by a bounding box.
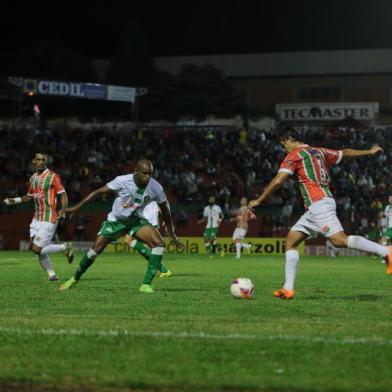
[232,228,247,240]
[29,219,57,248]
[291,197,343,238]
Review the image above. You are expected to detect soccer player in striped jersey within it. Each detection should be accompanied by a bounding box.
[124,201,172,278]
[249,128,392,300]
[3,153,73,280]
[60,159,183,293]
[230,197,256,259]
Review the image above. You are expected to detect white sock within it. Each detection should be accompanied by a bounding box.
[283,250,300,290]
[41,243,66,255]
[235,243,241,258]
[37,254,55,276]
[130,239,137,248]
[241,243,252,249]
[347,235,388,257]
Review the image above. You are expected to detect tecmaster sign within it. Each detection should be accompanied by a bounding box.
[107,237,305,256]
[276,102,379,122]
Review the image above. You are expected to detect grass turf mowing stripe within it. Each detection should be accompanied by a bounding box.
[1,327,392,347]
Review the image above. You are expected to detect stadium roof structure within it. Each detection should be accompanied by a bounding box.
[156,49,392,78]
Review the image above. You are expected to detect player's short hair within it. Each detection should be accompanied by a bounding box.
[34,152,47,158]
[277,127,302,143]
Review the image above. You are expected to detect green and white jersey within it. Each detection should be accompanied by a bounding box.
[385,205,392,229]
[143,201,160,227]
[203,204,222,229]
[106,175,166,223]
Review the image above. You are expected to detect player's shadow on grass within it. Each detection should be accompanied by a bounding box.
[170,273,202,277]
[306,291,382,301]
[159,288,205,292]
[342,294,383,301]
[59,278,108,282]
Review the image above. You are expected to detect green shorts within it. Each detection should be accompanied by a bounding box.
[98,217,150,241]
[384,228,392,239]
[203,227,218,239]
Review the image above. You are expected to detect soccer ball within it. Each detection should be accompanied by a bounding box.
[230,277,255,299]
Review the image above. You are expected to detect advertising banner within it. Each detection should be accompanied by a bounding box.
[106,237,305,256]
[276,102,379,122]
[22,78,136,103]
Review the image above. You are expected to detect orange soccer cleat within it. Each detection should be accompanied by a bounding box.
[385,246,392,275]
[273,288,295,300]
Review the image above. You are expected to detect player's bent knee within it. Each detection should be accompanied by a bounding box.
[31,245,42,255]
[328,234,348,248]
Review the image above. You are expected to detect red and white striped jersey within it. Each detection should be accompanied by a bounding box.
[27,169,65,223]
[236,206,256,230]
[278,145,342,208]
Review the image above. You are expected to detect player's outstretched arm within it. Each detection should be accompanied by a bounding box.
[248,172,289,209]
[342,145,383,159]
[159,200,184,250]
[66,185,113,216]
[3,195,32,205]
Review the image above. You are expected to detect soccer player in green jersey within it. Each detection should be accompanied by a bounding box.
[60,159,183,293]
[197,196,225,258]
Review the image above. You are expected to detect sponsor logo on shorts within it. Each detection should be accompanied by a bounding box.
[321,225,330,234]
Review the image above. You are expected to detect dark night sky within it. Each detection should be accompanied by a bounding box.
[2,0,392,59]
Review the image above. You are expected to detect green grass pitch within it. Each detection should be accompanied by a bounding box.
[0,251,391,392]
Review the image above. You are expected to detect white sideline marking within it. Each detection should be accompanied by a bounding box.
[0,327,391,346]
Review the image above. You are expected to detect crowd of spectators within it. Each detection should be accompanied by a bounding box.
[1,123,391,234]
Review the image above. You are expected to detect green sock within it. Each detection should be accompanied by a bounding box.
[213,240,222,252]
[134,240,151,261]
[74,253,96,281]
[134,240,168,273]
[143,251,163,284]
[205,243,212,255]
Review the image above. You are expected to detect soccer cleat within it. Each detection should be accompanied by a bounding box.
[385,246,392,275]
[159,270,173,278]
[48,274,59,281]
[64,242,74,264]
[139,284,155,293]
[59,277,77,291]
[235,256,241,259]
[273,288,295,300]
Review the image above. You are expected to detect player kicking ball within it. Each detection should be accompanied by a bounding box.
[124,200,172,278]
[249,128,392,300]
[60,159,183,293]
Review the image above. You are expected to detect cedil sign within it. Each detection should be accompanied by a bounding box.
[106,237,305,256]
